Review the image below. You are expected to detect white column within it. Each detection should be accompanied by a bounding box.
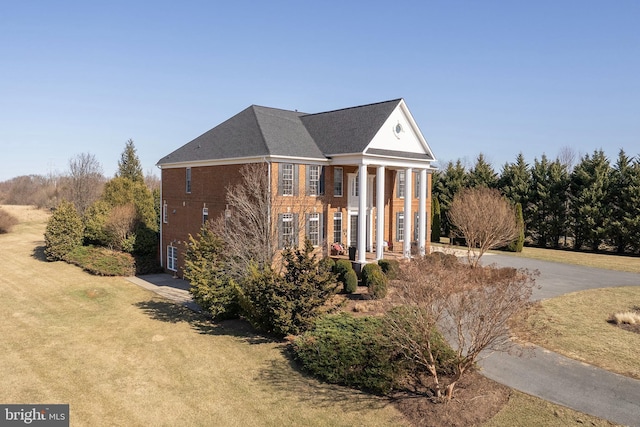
[376,165,385,260]
[403,167,412,258]
[419,168,427,256]
[357,164,368,263]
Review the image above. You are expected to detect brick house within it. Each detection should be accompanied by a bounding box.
[157,98,437,276]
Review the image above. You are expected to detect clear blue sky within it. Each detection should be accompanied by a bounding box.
[1,1,639,181]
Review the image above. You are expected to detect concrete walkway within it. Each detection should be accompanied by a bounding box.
[128,256,640,426]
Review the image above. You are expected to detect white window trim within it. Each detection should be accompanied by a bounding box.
[307,213,320,246]
[333,211,342,244]
[167,246,177,271]
[163,201,168,224]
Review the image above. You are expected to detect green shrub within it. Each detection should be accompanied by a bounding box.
[44,200,84,262]
[0,208,19,234]
[334,259,352,280]
[377,259,399,280]
[318,256,336,274]
[343,269,358,294]
[184,225,239,320]
[292,313,405,394]
[237,241,337,337]
[363,265,387,299]
[66,245,136,276]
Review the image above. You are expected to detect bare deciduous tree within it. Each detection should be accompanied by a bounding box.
[386,254,537,402]
[65,153,104,215]
[448,187,518,267]
[105,203,137,251]
[215,162,321,280]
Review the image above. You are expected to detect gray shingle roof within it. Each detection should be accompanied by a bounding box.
[300,99,402,155]
[157,99,412,166]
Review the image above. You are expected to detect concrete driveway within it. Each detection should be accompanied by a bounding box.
[477,253,640,426]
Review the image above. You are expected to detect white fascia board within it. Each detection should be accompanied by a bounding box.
[157,155,329,169]
[328,153,435,170]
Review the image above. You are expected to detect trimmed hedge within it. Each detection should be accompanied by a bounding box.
[343,269,358,293]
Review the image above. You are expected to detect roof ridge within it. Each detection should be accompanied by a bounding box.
[301,98,403,118]
[248,105,272,156]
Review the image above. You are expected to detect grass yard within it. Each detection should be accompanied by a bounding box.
[0,206,407,426]
[0,205,622,426]
[512,246,640,274]
[514,286,640,379]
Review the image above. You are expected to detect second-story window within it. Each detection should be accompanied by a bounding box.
[186,167,192,194]
[333,167,343,197]
[307,165,324,196]
[163,201,168,224]
[279,163,298,196]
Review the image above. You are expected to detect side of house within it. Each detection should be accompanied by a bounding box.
[158,99,437,276]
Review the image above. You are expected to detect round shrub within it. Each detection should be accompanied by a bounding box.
[292,313,405,394]
[318,256,336,274]
[334,259,352,279]
[366,268,388,300]
[343,269,358,294]
[377,258,399,280]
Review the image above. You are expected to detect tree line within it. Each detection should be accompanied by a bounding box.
[433,149,640,254]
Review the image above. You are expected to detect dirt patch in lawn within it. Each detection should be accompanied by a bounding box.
[392,371,511,427]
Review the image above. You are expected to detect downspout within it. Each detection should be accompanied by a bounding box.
[266,158,272,256]
[158,164,163,269]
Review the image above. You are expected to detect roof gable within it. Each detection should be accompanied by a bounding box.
[365,101,435,161]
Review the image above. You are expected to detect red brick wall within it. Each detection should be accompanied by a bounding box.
[160,163,432,275]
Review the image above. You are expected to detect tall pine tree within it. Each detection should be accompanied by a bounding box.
[117,139,144,183]
[608,150,640,253]
[570,149,610,251]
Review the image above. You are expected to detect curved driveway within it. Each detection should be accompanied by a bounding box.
[478,253,640,426]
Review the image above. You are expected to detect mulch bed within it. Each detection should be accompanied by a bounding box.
[391,371,511,427]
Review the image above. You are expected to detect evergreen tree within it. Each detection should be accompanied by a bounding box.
[608,150,640,253]
[467,153,497,188]
[527,155,552,247]
[570,149,611,251]
[184,223,239,319]
[116,139,144,183]
[44,200,84,261]
[431,197,441,243]
[507,203,525,252]
[546,159,570,248]
[498,153,530,207]
[433,160,467,236]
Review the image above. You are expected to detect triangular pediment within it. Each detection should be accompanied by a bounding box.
[365,100,435,161]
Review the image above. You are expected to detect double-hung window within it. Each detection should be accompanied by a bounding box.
[333,212,342,243]
[202,207,209,224]
[279,163,298,196]
[307,165,324,196]
[397,171,405,198]
[278,213,298,248]
[167,246,177,271]
[186,168,192,193]
[333,167,343,197]
[396,212,404,242]
[306,213,322,246]
[163,201,168,224]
